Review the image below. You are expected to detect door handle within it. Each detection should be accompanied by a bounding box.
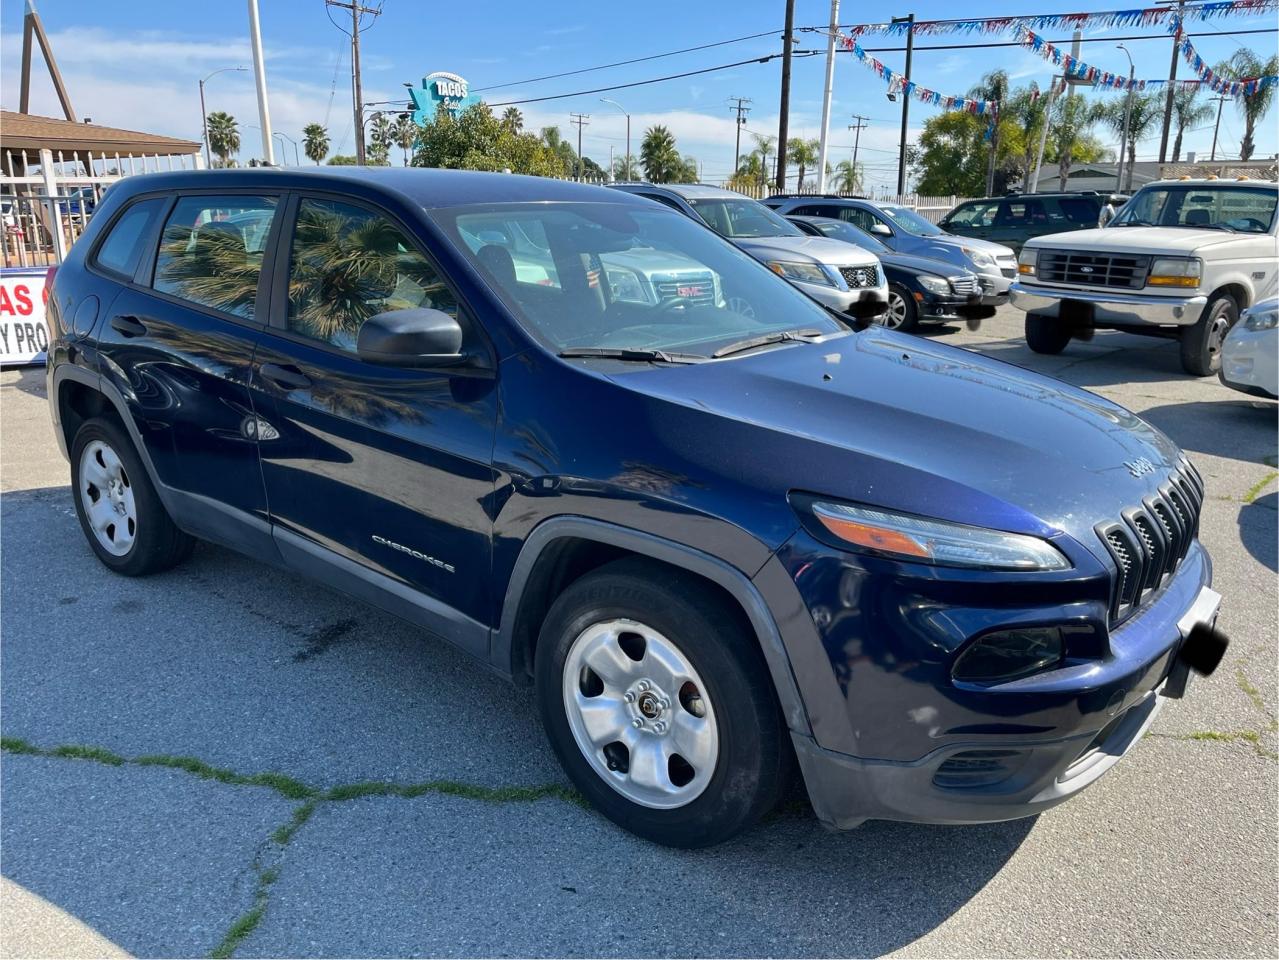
[258,362,312,392]
[110,315,148,338]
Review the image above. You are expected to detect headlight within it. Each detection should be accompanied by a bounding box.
[963,247,996,269]
[953,627,1065,682]
[1017,248,1038,276]
[918,275,951,295]
[1244,306,1279,331]
[767,260,843,288]
[605,268,651,304]
[808,501,1071,571]
[1147,257,1202,288]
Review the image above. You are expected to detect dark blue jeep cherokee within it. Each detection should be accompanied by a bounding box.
[46,168,1227,848]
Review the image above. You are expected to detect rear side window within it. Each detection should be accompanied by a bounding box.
[93,198,164,278]
[152,195,279,320]
[286,197,459,353]
[1059,197,1101,224]
[793,204,841,218]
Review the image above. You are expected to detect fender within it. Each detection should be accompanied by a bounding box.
[492,515,813,737]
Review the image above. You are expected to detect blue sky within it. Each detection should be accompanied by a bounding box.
[2,1,1275,190]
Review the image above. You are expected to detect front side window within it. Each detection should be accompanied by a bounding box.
[287,198,458,353]
[153,195,278,319]
[94,198,164,277]
[878,205,943,236]
[437,202,843,357]
[686,198,803,239]
[1112,185,1277,233]
[945,201,997,227]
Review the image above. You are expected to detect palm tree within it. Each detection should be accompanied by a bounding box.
[750,133,776,188]
[1006,84,1048,188]
[367,113,394,166]
[969,70,1010,196]
[1170,87,1215,162]
[393,114,418,166]
[1052,95,1104,191]
[302,123,329,165]
[541,126,578,173]
[1100,93,1161,190]
[1220,49,1279,160]
[206,111,240,168]
[501,107,524,133]
[612,154,640,180]
[787,138,820,190]
[640,125,682,183]
[830,159,862,193]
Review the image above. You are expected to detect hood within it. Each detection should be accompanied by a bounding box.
[610,329,1183,554]
[937,234,1016,258]
[879,251,969,278]
[1026,226,1243,254]
[735,235,879,267]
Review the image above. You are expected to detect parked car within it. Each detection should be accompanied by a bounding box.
[761,194,1017,301]
[939,192,1107,254]
[1219,295,1278,398]
[1010,178,1279,375]
[47,167,1228,848]
[608,183,886,319]
[788,215,994,330]
[55,185,99,218]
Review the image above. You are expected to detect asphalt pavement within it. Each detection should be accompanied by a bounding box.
[2,307,1276,958]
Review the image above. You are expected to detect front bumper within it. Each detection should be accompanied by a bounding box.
[800,279,888,314]
[920,293,998,323]
[1010,281,1208,327]
[1219,325,1279,398]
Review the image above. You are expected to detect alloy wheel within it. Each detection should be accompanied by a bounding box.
[885,290,909,328]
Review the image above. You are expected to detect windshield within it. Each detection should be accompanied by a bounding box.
[810,219,890,255]
[1111,184,1277,233]
[687,198,804,239]
[879,205,944,236]
[435,202,842,357]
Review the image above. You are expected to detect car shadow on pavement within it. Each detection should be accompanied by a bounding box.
[1136,399,1278,465]
[1239,491,1278,572]
[1,364,47,401]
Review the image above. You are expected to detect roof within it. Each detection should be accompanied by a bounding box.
[0,111,201,157]
[103,166,655,209]
[637,183,745,200]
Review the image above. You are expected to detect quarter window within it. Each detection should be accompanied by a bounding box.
[152,195,278,320]
[286,198,458,353]
[1059,197,1100,224]
[94,198,164,278]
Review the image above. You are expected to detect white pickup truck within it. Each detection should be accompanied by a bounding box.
[1009,178,1279,375]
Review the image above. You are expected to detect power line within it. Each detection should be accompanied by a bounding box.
[849,26,1277,53]
[835,0,1276,31]
[472,29,782,93]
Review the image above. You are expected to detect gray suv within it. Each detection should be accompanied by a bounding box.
[763,194,1016,302]
[610,183,887,318]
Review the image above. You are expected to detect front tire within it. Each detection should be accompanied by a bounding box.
[71,417,194,576]
[1025,311,1072,354]
[1180,294,1237,376]
[534,558,790,848]
[884,284,919,331]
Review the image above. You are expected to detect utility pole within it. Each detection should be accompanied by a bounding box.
[326,0,381,165]
[816,0,840,193]
[1209,94,1228,160]
[729,97,752,175]
[775,0,796,192]
[893,13,914,196]
[247,0,274,165]
[848,114,870,192]
[570,113,589,180]
[1158,0,1186,163]
[1029,77,1061,195]
[1117,44,1135,192]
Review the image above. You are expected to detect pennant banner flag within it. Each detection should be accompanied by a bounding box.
[838,34,997,116]
[1168,13,1279,97]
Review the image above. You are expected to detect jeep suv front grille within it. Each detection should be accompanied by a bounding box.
[839,265,880,289]
[1039,250,1151,289]
[1097,460,1204,624]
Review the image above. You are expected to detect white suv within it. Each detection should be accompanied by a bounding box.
[1009,179,1278,375]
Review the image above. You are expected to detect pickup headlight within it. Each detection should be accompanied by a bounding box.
[1017,248,1038,276]
[767,260,844,288]
[1147,257,1202,288]
[808,501,1070,571]
[918,275,951,296]
[605,268,652,304]
[1244,306,1279,330]
[963,247,996,269]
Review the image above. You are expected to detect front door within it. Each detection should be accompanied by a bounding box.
[249,195,498,654]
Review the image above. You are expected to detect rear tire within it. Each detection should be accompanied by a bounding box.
[71,417,194,576]
[1025,312,1072,354]
[1180,294,1237,376]
[884,284,920,331]
[534,557,791,848]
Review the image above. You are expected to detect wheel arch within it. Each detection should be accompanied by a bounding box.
[493,517,812,737]
[1205,281,1250,312]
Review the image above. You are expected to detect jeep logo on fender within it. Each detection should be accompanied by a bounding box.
[1124,457,1156,478]
[371,534,455,573]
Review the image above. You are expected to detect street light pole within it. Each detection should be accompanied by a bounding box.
[274,131,300,166]
[1209,95,1228,161]
[600,98,630,179]
[1117,44,1135,192]
[198,66,247,168]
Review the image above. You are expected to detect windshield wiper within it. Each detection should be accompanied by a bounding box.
[711,327,825,359]
[1113,219,1155,227]
[557,347,703,363]
[1179,222,1237,232]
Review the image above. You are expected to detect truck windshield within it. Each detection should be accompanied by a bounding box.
[686,198,805,239]
[436,202,843,358]
[1111,184,1277,233]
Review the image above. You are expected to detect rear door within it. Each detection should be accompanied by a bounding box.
[249,193,498,654]
[94,190,283,555]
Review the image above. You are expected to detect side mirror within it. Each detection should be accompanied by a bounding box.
[357,308,473,368]
[869,222,892,237]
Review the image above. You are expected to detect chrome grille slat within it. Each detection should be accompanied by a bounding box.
[951,276,981,295]
[1039,250,1151,290]
[653,272,715,306]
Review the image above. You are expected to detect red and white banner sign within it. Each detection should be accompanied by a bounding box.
[0,268,50,366]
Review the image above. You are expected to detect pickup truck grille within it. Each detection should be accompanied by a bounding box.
[951,276,981,296]
[654,273,715,306]
[839,265,880,289]
[1038,250,1151,289]
[1097,460,1204,625]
